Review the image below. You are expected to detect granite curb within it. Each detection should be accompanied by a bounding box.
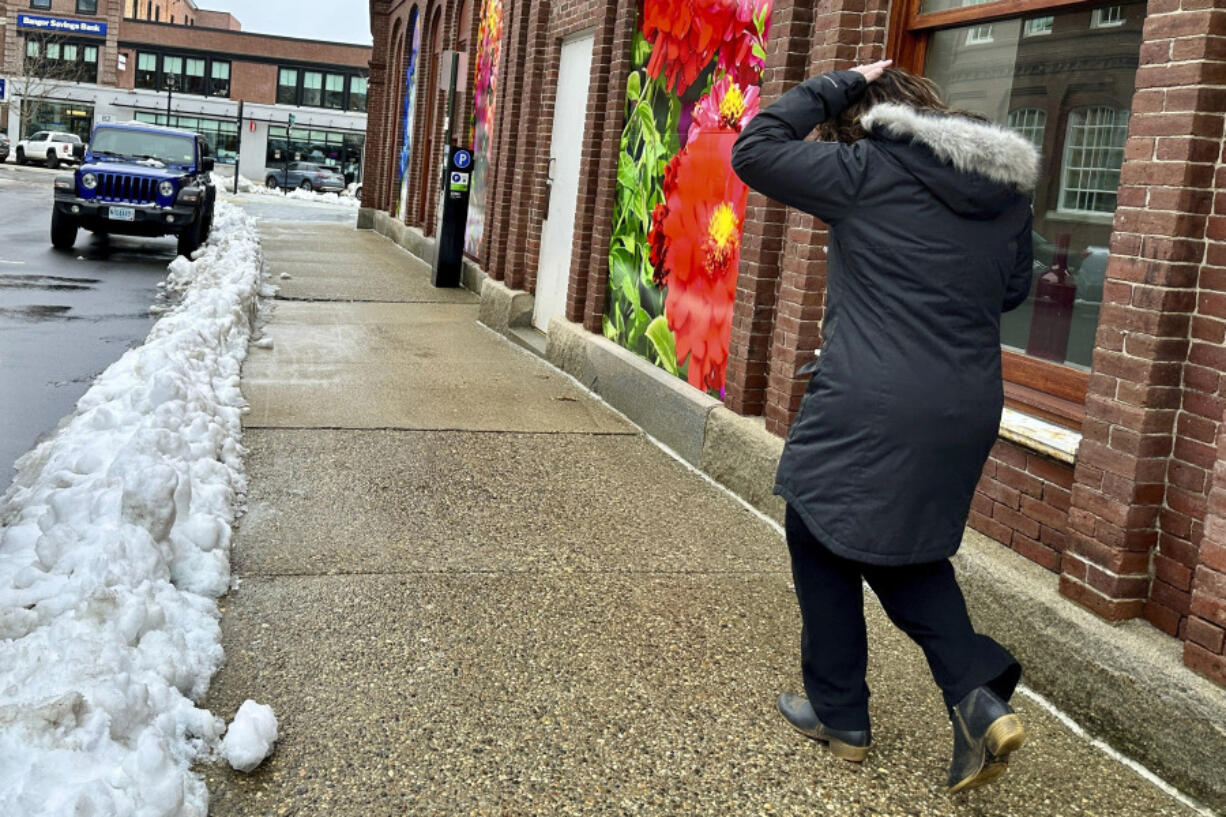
[359,216,1226,812]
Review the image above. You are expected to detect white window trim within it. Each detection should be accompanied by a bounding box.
[966,24,995,44]
[1091,6,1125,27]
[1023,16,1054,36]
[1058,106,1129,216]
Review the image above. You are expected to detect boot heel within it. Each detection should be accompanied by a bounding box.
[828,739,870,763]
[985,714,1027,758]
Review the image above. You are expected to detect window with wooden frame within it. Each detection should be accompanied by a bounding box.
[889,0,1145,428]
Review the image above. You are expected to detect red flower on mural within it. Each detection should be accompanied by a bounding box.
[656,130,748,392]
[688,74,760,143]
[641,0,771,94]
[648,153,683,286]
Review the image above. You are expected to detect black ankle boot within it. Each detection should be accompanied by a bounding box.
[776,693,871,763]
[947,686,1027,793]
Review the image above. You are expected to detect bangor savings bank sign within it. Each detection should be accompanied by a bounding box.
[16,14,109,37]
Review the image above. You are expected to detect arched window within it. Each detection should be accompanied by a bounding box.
[1006,107,1047,152]
[1059,106,1130,213]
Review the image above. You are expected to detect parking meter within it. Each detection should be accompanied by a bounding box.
[431,145,472,288]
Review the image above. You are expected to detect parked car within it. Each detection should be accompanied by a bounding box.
[51,121,215,257]
[0,133,10,163]
[16,131,84,168]
[265,161,346,193]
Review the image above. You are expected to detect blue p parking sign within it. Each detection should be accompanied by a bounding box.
[453,149,472,170]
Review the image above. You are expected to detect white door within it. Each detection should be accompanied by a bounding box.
[533,32,595,332]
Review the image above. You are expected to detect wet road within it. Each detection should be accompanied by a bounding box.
[0,163,172,487]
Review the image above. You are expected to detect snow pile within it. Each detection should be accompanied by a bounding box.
[219,700,278,773]
[0,200,266,816]
[234,174,360,208]
[284,186,360,209]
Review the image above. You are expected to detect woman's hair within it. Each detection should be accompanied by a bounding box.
[818,67,988,144]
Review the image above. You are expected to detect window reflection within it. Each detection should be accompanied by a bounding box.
[924,1,1144,369]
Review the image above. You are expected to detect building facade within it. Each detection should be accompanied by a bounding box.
[360,0,1226,690]
[1,0,371,184]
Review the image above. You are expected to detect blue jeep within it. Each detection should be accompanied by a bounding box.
[52,121,216,257]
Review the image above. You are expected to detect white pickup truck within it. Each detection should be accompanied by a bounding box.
[15,131,84,168]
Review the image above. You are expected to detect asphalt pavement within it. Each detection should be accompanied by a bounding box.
[0,162,173,487]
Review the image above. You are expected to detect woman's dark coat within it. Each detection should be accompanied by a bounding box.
[732,71,1039,566]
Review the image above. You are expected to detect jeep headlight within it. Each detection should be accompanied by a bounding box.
[80,172,98,190]
[159,181,175,198]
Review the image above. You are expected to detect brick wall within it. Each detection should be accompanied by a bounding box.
[970,442,1074,573]
[1060,1,1225,638]
[118,21,371,68]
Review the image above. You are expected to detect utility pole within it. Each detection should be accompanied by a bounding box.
[165,75,175,123]
[233,100,244,194]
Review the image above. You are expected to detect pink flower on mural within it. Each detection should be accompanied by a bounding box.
[710,0,771,88]
[688,74,760,143]
[655,130,748,392]
[472,0,504,133]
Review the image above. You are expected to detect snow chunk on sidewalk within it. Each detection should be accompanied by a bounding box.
[221,700,278,773]
[0,201,264,817]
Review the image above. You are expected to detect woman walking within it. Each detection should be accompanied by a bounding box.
[731,61,1038,793]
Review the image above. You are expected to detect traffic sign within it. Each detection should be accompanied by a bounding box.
[453,149,472,170]
[0,78,6,102]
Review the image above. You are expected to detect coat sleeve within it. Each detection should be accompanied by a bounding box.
[1003,207,1034,313]
[731,70,870,224]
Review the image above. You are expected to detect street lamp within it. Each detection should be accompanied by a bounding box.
[165,74,176,123]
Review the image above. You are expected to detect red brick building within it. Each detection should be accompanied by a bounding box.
[1,0,369,183]
[361,0,1226,689]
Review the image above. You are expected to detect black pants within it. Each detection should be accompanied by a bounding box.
[785,505,1020,732]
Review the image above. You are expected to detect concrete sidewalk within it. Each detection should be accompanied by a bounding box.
[203,221,1203,816]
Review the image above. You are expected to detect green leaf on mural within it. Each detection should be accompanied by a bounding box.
[627,71,641,102]
[645,315,679,376]
[632,30,652,68]
[752,42,767,61]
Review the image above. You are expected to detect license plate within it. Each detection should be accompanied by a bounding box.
[108,206,135,222]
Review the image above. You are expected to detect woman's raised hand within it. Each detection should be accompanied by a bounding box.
[852,60,893,83]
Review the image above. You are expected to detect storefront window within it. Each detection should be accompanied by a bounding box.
[302,71,323,107]
[923,1,1144,372]
[277,68,299,105]
[211,61,231,97]
[136,52,158,89]
[23,100,94,142]
[349,76,368,112]
[267,126,364,184]
[324,74,345,109]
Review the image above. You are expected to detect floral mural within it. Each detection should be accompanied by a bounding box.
[395,7,422,223]
[605,0,770,395]
[464,0,504,257]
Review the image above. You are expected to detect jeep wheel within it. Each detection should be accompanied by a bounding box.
[299,180,313,192]
[265,176,279,190]
[51,209,78,249]
[46,152,59,170]
[177,216,206,258]
[16,148,27,165]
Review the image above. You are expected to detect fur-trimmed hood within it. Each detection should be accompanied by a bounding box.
[860,102,1040,194]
